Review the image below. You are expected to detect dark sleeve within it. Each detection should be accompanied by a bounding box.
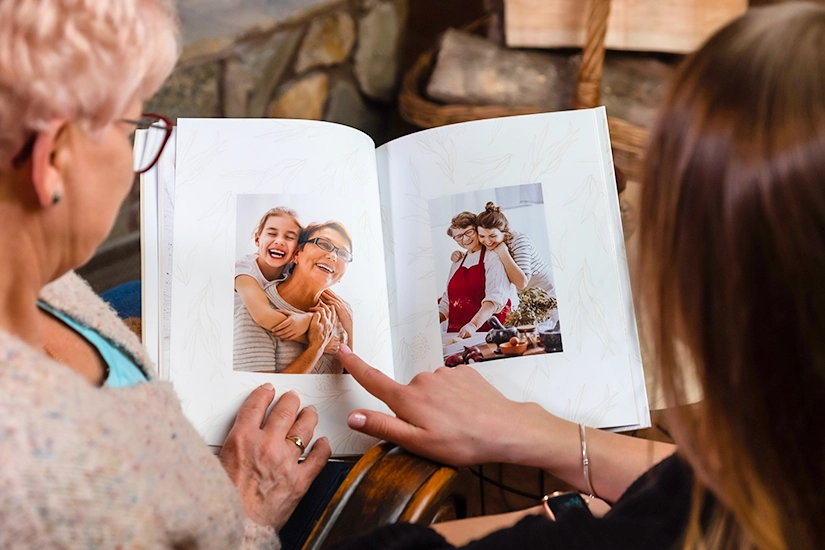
[332,455,693,550]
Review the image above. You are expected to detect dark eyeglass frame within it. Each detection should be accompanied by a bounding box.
[10,112,173,175]
[121,113,173,174]
[306,237,353,263]
[451,227,476,242]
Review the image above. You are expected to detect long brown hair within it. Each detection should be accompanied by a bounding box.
[637,3,825,549]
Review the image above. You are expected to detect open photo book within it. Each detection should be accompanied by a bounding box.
[140,107,649,456]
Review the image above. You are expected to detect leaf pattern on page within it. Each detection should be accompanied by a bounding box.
[401,162,430,225]
[564,174,610,254]
[551,229,569,271]
[489,119,504,144]
[562,385,619,426]
[466,154,512,188]
[177,131,227,189]
[356,211,380,263]
[567,260,617,356]
[330,429,377,456]
[218,158,306,192]
[312,151,361,195]
[521,122,579,183]
[181,277,224,375]
[254,122,330,143]
[414,130,457,185]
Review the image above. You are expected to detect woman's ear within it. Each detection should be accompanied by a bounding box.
[30,119,69,208]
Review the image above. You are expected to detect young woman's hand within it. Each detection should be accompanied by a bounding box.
[219,384,331,531]
[271,311,312,340]
[450,250,465,263]
[339,346,551,467]
[487,240,510,259]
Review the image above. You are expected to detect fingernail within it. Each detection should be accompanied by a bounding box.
[348,412,367,428]
[340,343,352,355]
[306,405,317,413]
[261,382,274,391]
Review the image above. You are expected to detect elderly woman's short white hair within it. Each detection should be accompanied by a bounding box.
[0,0,180,169]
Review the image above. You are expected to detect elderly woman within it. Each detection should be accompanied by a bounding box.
[265,221,355,374]
[438,212,511,339]
[0,0,329,547]
[338,3,825,549]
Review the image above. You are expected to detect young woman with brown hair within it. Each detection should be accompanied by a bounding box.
[336,3,825,548]
[476,201,555,294]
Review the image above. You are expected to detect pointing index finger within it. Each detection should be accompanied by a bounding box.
[339,345,403,402]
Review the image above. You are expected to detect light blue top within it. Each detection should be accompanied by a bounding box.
[38,301,148,387]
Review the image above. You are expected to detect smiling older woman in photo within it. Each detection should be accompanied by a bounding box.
[258,221,356,374]
[0,0,330,547]
[438,212,511,338]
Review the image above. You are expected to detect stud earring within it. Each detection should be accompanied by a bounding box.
[51,190,62,206]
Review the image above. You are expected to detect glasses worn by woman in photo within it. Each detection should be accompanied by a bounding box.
[452,227,476,243]
[306,236,353,263]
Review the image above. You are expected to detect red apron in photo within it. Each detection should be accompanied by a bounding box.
[447,247,510,333]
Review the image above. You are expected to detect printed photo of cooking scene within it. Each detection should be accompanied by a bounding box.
[430,183,562,366]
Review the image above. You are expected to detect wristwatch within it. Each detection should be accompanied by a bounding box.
[541,492,593,521]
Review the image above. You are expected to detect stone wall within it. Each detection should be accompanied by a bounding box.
[147,0,408,140]
[87,0,408,291]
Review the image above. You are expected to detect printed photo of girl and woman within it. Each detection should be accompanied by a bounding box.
[430,182,562,365]
[232,194,356,374]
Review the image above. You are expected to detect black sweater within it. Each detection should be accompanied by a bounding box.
[332,454,693,550]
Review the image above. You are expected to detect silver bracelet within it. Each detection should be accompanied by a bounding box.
[579,423,598,498]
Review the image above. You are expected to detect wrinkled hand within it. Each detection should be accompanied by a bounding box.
[450,250,465,263]
[219,385,331,531]
[321,289,352,332]
[272,311,312,341]
[308,302,336,350]
[339,347,540,467]
[458,322,477,339]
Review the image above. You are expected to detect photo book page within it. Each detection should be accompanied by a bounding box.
[140,108,649,457]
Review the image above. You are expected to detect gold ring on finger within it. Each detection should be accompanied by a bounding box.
[285,434,306,453]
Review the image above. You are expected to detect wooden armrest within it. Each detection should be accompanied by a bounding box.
[302,442,458,549]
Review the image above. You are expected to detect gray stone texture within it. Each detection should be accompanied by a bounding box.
[354,1,405,101]
[426,29,578,111]
[295,11,356,73]
[268,73,330,120]
[177,0,340,48]
[145,62,221,121]
[324,79,383,139]
[223,29,302,118]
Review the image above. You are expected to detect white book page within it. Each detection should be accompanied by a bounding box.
[158,129,177,381]
[169,119,392,454]
[138,129,160,374]
[376,107,649,430]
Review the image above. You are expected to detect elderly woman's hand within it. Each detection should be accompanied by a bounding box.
[307,302,337,350]
[450,250,465,263]
[458,322,477,339]
[219,384,331,531]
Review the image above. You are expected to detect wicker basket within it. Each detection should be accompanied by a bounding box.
[397,0,649,183]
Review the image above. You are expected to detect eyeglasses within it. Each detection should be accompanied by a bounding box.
[122,113,173,174]
[451,227,476,242]
[306,237,353,263]
[10,113,173,174]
